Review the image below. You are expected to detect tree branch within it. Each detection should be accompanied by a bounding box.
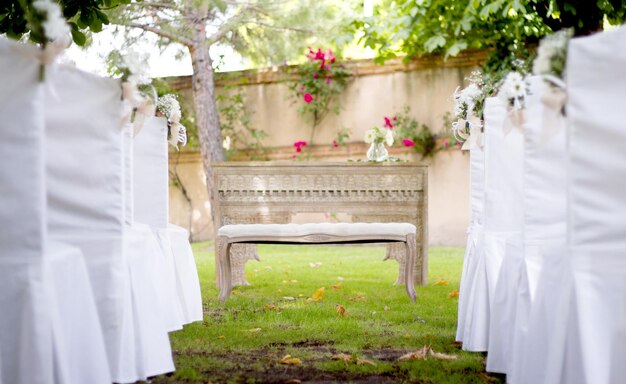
[124,2,178,11]
[206,4,255,45]
[124,21,194,47]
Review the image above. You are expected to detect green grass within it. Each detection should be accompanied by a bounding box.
[154,243,499,384]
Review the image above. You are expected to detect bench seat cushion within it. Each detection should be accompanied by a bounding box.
[218,223,416,239]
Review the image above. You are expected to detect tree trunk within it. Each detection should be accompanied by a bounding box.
[189,31,224,223]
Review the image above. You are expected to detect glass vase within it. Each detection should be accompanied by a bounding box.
[366,141,389,162]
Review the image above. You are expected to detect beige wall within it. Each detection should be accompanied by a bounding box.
[168,52,484,245]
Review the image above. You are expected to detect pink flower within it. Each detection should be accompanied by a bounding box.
[384,117,394,129]
[304,93,313,103]
[332,139,339,148]
[325,77,332,84]
[443,139,450,147]
[313,73,319,79]
[402,138,415,147]
[325,49,336,63]
[294,140,307,152]
[300,85,305,91]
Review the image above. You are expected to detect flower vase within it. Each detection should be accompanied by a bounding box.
[367,141,389,162]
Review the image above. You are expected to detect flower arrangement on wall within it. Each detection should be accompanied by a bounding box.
[290,47,351,144]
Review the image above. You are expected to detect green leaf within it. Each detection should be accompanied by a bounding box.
[446,40,467,56]
[424,35,446,52]
[71,28,87,46]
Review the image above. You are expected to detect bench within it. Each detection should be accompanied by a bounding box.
[216,222,417,302]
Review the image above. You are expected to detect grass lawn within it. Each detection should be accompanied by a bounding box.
[154,243,499,384]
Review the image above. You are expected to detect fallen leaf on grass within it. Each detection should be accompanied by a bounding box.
[337,276,344,281]
[397,346,430,361]
[264,304,277,311]
[246,328,262,333]
[217,335,225,339]
[336,304,349,317]
[309,262,322,268]
[448,290,459,298]
[279,355,302,365]
[397,346,458,362]
[331,353,353,363]
[331,283,342,290]
[434,279,449,286]
[310,287,325,302]
[283,296,296,301]
[430,351,457,360]
[348,294,366,302]
[384,306,390,311]
[356,357,377,366]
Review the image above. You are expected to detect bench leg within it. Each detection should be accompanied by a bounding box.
[405,234,417,302]
[217,236,233,302]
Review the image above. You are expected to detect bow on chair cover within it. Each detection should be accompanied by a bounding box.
[482,96,524,373]
[134,116,203,325]
[44,63,174,382]
[507,76,568,384]
[0,37,110,384]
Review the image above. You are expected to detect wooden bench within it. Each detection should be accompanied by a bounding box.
[216,222,417,302]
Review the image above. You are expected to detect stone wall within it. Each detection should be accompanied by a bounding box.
[167,51,486,245]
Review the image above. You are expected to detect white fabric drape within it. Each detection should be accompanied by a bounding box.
[554,26,626,384]
[0,37,110,384]
[45,64,174,382]
[507,77,567,384]
[456,144,486,348]
[482,97,524,372]
[134,116,203,325]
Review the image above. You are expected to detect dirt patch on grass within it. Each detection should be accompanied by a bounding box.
[152,348,408,384]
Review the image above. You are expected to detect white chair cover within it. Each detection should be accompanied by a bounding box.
[555,27,626,384]
[455,145,486,346]
[507,77,568,383]
[45,64,174,382]
[134,116,203,325]
[0,37,110,384]
[483,97,524,371]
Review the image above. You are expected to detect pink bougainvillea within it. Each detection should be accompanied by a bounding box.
[304,93,313,103]
[384,116,394,129]
[294,140,308,152]
[402,138,416,147]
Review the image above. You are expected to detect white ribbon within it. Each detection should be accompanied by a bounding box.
[121,81,155,135]
[454,115,483,151]
[39,37,71,65]
[540,75,567,142]
[503,107,525,136]
[168,121,187,149]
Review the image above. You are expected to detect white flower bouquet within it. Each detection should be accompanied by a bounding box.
[364,126,394,146]
[157,94,187,148]
[533,28,573,86]
[451,70,484,149]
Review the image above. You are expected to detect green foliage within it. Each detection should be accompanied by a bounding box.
[216,88,268,160]
[225,0,363,67]
[290,47,351,132]
[0,0,130,46]
[157,243,497,383]
[347,0,626,73]
[387,106,440,159]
